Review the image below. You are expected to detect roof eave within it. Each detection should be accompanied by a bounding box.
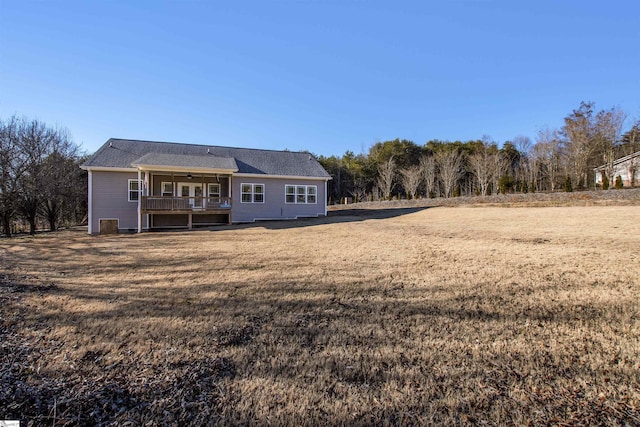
[81,166,138,172]
[131,164,239,174]
[233,172,332,181]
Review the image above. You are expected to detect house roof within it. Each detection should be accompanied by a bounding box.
[131,153,238,172]
[82,138,331,179]
[594,150,640,171]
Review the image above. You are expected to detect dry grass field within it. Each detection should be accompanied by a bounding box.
[1,205,639,425]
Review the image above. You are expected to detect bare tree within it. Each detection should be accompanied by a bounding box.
[534,128,563,191]
[40,128,82,231]
[376,157,396,200]
[18,119,55,234]
[594,107,626,186]
[0,115,85,236]
[0,117,28,237]
[562,102,598,189]
[400,165,422,199]
[489,152,508,195]
[469,146,494,196]
[512,135,533,191]
[435,149,464,198]
[419,155,436,198]
[349,178,369,203]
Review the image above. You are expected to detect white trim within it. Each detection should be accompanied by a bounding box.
[132,165,238,174]
[82,167,330,181]
[240,183,265,203]
[81,166,138,172]
[233,172,331,181]
[177,182,205,209]
[128,179,140,202]
[284,184,317,204]
[87,170,93,234]
[324,180,328,216]
[137,171,142,233]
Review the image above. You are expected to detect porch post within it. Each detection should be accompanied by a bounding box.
[144,171,149,231]
[137,169,142,233]
[87,170,93,234]
[228,175,232,224]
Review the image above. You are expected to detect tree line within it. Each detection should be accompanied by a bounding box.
[0,116,87,237]
[2,102,638,236]
[318,102,640,203]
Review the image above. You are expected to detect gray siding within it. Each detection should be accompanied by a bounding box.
[232,176,327,223]
[90,171,148,233]
[89,171,327,232]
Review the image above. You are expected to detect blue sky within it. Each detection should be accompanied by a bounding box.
[1,0,638,157]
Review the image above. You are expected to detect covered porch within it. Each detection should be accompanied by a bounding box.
[132,153,238,232]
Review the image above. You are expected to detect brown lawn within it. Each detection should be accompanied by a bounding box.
[1,205,639,425]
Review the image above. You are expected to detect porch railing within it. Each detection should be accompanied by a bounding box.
[141,196,232,212]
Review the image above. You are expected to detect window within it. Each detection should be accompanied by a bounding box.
[285,185,317,204]
[285,185,295,204]
[208,183,220,198]
[128,179,140,202]
[241,183,264,203]
[161,182,173,197]
[307,186,317,204]
[296,185,306,203]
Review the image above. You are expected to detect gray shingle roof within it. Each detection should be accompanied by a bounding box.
[131,153,238,171]
[82,139,331,178]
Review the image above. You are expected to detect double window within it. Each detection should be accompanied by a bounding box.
[241,183,264,203]
[285,185,316,204]
[128,179,140,202]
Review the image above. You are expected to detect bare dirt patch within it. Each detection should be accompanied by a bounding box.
[1,206,639,425]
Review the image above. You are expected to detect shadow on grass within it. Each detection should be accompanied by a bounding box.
[212,207,430,231]
[4,270,638,425]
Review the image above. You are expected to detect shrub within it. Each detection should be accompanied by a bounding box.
[499,175,515,194]
[602,175,609,190]
[564,175,573,192]
[615,175,624,189]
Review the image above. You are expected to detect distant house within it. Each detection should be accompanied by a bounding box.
[594,151,640,188]
[81,139,331,234]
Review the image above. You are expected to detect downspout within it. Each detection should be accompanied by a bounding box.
[324,180,328,216]
[87,170,93,234]
[137,169,142,233]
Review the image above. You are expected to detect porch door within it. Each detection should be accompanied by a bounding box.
[179,183,203,208]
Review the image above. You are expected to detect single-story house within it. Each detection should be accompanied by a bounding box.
[81,139,331,234]
[594,150,640,188]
